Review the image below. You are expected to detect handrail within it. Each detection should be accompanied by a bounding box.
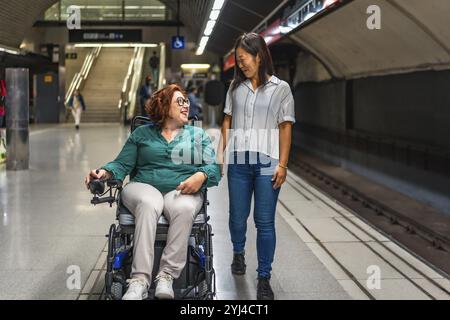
[65,46,102,106]
[119,46,145,123]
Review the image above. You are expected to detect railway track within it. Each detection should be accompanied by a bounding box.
[289,157,450,277]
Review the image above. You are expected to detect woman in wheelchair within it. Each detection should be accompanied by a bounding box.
[85,84,221,300]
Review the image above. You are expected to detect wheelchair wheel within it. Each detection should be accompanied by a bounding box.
[105,224,117,299]
[111,281,124,300]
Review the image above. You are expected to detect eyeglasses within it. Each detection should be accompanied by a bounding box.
[176,97,190,107]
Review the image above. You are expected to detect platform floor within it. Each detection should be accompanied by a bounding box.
[0,124,448,300]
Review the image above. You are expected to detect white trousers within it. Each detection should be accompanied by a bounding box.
[71,108,82,126]
[120,182,203,285]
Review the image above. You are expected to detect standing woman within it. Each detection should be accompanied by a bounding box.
[221,33,295,300]
[68,89,86,130]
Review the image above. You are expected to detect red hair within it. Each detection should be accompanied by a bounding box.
[145,84,187,125]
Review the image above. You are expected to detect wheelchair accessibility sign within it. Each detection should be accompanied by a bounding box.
[172,36,185,50]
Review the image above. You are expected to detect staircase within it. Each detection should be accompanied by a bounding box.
[80,48,134,123]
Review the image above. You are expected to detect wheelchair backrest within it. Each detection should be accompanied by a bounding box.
[131,115,155,133]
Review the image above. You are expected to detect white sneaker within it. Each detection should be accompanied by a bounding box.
[154,273,174,299]
[122,278,149,300]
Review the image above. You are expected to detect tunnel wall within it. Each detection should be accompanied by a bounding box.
[352,71,450,149]
[293,70,450,214]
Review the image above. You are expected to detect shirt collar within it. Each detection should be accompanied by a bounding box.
[243,75,280,90]
[243,79,252,91]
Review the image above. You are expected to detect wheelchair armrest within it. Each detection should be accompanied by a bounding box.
[107,179,123,188]
[91,196,116,205]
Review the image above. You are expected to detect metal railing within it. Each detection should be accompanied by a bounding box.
[65,46,101,106]
[119,46,146,123]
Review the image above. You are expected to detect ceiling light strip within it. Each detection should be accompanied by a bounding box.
[195,0,228,55]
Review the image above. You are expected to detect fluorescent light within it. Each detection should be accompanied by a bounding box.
[212,0,225,10]
[0,46,20,55]
[74,43,158,48]
[304,12,316,21]
[204,20,216,36]
[324,0,339,8]
[196,0,226,55]
[209,9,220,20]
[181,64,210,69]
[196,47,205,56]
[142,6,165,10]
[125,5,166,10]
[79,5,121,9]
[199,36,209,48]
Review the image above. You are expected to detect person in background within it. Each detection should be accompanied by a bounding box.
[149,51,159,86]
[67,89,86,130]
[187,86,202,121]
[139,75,153,116]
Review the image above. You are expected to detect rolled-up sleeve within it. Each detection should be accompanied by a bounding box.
[223,85,233,116]
[278,86,296,125]
[197,130,221,188]
[101,134,137,181]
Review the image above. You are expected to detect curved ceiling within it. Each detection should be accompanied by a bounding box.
[0,0,58,48]
[164,0,285,56]
[289,0,450,79]
[2,0,449,81]
[0,0,283,58]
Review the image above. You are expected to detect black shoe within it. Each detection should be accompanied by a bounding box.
[75,125,79,130]
[257,277,274,300]
[231,253,246,275]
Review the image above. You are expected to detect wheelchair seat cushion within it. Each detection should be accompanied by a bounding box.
[117,203,205,226]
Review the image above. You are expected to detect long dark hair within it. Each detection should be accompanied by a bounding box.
[231,33,274,91]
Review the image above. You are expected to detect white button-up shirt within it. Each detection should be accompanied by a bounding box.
[223,75,296,160]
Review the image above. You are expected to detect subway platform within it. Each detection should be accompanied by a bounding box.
[0,123,448,300]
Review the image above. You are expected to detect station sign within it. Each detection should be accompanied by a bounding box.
[193,72,208,79]
[69,29,142,43]
[279,0,341,35]
[65,53,78,60]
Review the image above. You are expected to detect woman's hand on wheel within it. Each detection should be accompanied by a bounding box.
[271,165,287,189]
[84,169,111,189]
[176,172,206,194]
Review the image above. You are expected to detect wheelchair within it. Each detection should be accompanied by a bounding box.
[88,116,216,300]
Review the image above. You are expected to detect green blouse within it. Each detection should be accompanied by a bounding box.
[102,124,221,193]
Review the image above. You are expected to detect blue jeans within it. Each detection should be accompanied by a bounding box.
[227,151,281,279]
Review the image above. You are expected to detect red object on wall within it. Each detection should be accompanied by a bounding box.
[0,79,6,117]
[223,19,281,72]
[0,79,6,97]
[223,52,236,72]
[260,19,281,46]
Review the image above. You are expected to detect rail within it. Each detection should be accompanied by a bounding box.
[119,47,145,123]
[65,46,101,106]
